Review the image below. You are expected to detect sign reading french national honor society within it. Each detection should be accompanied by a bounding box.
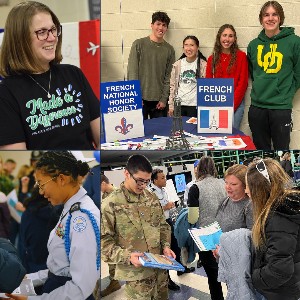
[101,80,144,142]
[197,78,234,134]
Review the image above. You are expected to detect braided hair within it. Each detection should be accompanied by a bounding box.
[35,151,90,181]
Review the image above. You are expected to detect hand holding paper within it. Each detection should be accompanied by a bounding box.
[130,252,144,267]
[163,247,176,259]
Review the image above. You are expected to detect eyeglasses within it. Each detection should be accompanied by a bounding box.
[256,160,271,184]
[35,176,57,191]
[34,25,62,41]
[128,171,150,186]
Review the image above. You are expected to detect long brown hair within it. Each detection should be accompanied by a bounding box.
[0,1,63,76]
[247,158,295,248]
[211,24,239,76]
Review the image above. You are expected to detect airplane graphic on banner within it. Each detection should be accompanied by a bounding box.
[87,42,99,55]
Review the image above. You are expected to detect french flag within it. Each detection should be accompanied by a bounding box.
[61,20,100,99]
[198,107,233,133]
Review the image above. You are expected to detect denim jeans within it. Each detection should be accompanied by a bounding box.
[233,99,245,129]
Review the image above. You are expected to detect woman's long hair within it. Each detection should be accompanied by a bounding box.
[211,24,239,76]
[247,158,295,248]
[178,35,207,78]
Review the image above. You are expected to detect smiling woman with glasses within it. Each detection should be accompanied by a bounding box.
[34,25,62,41]
[246,158,300,300]
[0,1,100,150]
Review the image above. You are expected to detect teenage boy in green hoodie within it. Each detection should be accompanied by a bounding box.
[247,1,300,150]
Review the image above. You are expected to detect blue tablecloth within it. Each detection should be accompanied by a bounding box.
[101,116,246,143]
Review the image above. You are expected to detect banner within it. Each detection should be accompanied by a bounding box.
[101,80,144,143]
[61,20,100,99]
[197,78,234,134]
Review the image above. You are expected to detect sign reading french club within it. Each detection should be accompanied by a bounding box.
[197,78,234,134]
[101,80,144,142]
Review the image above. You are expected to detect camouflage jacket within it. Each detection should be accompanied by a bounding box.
[101,182,171,281]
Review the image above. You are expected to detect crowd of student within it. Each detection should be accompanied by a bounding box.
[0,151,100,300]
[101,152,300,300]
[127,1,300,150]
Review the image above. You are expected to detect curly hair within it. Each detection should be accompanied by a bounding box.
[211,24,239,76]
[151,11,171,27]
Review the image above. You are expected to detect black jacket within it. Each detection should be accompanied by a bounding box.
[280,160,294,178]
[252,192,300,300]
[0,238,26,293]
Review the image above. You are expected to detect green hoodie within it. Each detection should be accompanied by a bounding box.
[247,27,300,109]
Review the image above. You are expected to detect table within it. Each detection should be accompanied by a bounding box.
[101,116,256,150]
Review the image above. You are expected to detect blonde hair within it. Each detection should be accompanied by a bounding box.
[224,164,247,189]
[282,152,291,160]
[0,1,62,76]
[247,158,296,248]
[17,164,32,179]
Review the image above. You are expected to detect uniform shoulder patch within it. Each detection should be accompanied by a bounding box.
[73,216,87,232]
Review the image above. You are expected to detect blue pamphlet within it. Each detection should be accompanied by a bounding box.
[139,253,185,271]
[188,221,223,251]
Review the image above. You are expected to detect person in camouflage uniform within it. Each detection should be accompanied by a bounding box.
[100,174,121,297]
[101,155,174,300]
